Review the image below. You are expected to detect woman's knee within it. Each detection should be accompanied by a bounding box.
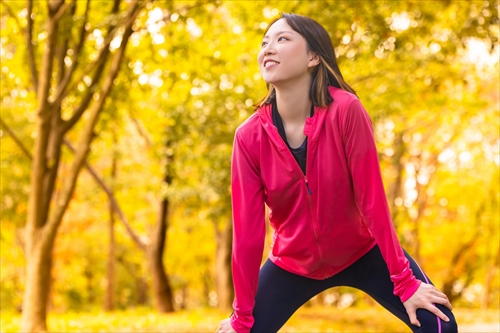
[439,317,458,333]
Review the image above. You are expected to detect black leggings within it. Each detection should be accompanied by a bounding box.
[250,245,457,333]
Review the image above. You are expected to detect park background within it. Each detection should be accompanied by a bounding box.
[0,0,498,332]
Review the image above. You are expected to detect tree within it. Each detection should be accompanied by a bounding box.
[2,0,150,330]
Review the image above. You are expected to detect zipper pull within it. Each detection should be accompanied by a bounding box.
[304,176,312,195]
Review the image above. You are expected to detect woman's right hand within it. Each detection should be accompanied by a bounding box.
[403,282,452,327]
[216,318,237,333]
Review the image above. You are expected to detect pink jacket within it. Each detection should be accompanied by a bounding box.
[230,87,421,333]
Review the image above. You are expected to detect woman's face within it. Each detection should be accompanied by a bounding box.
[258,19,317,87]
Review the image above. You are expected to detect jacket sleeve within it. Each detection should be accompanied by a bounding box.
[342,98,421,302]
[230,129,266,333]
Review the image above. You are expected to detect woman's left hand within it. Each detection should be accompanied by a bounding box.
[403,282,452,327]
[216,318,236,333]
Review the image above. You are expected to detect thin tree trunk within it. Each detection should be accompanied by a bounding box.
[149,196,174,312]
[215,217,233,311]
[105,200,116,311]
[389,132,405,225]
[148,137,175,313]
[84,263,94,303]
[137,276,149,306]
[483,248,499,309]
[105,131,118,311]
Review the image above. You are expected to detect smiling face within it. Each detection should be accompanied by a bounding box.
[258,19,319,88]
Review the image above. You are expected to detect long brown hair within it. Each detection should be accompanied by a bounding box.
[255,13,356,109]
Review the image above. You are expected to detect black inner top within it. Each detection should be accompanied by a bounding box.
[272,100,314,175]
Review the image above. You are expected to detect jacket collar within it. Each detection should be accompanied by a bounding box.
[258,101,329,150]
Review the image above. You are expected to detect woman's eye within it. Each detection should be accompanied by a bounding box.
[261,41,268,47]
[278,37,288,41]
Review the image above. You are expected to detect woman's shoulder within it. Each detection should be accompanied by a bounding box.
[326,86,368,124]
[327,86,360,106]
[235,111,261,138]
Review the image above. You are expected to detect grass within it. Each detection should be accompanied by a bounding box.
[1,307,499,332]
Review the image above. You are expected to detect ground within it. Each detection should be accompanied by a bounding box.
[1,307,499,332]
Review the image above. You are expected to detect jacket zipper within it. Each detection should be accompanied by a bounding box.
[305,176,312,195]
[305,175,328,278]
[272,125,328,278]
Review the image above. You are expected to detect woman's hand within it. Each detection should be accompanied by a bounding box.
[403,282,452,327]
[216,318,237,333]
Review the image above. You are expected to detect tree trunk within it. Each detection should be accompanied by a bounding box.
[21,231,53,332]
[148,136,175,313]
[483,245,499,309]
[148,196,175,312]
[389,132,406,225]
[105,201,116,311]
[215,217,234,311]
[21,4,61,329]
[137,277,149,306]
[105,134,117,311]
[313,291,326,306]
[20,1,147,330]
[84,264,95,304]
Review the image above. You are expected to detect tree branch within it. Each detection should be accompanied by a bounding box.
[128,110,153,148]
[0,114,149,252]
[132,1,206,34]
[0,117,33,160]
[1,0,23,31]
[52,0,90,106]
[64,0,158,89]
[56,0,76,85]
[60,0,125,133]
[64,139,148,251]
[47,0,65,16]
[26,0,38,93]
[53,1,70,22]
[61,54,109,133]
[0,118,148,251]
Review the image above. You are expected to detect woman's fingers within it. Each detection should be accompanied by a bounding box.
[216,318,236,333]
[406,307,421,327]
[427,303,450,322]
[433,294,453,310]
[427,287,453,310]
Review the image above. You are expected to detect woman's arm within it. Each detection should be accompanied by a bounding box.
[342,97,420,300]
[342,99,420,296]
[229,130,266,333]
[342,98,451,322]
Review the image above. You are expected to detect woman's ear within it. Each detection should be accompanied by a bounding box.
[308,53,321,68]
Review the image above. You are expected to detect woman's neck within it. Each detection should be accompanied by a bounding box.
[274,80,312,123]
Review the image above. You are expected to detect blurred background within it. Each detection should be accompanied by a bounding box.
[0,0,498,332]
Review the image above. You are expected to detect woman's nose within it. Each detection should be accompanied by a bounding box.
[264,46,276,56]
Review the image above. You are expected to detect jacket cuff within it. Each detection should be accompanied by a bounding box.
[391,266,422,303]
[230,311,253,333]
[399,279,421,303]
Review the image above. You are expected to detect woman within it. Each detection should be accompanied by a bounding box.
[217,13,457,333]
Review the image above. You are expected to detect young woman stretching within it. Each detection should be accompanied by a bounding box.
[217,13,457,333]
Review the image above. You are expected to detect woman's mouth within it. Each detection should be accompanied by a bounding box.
[264,60,280,68]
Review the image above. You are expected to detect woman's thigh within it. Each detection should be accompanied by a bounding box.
[347,246,458,333]
[251,260,333,333]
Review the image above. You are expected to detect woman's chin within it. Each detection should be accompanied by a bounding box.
[262,77,281,86]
